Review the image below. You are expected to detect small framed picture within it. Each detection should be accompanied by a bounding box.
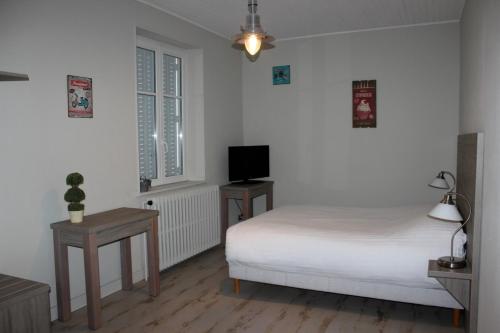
[67,75,93,118]
[352,80,376,128]
[273,65,290,85]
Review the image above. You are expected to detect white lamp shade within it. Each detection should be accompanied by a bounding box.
[428,203,463,222]
[429,177,450,189]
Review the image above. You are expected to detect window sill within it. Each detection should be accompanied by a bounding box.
[136,180,206,197]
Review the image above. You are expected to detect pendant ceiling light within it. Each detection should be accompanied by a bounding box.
[233,0,274,56]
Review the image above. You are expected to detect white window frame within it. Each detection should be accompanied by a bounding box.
[136,36,187,186]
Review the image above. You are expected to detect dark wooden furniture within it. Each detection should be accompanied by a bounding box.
[51,207,160,330]
[220,181,273,244]
[0,274,50,333]
[427,133,483,333]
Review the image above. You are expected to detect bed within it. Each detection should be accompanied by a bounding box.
[225,133,483,333]
[227,204,466,308]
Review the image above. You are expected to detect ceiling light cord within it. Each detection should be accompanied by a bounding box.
[248,0,257,14]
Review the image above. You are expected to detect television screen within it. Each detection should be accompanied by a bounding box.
[228,145,269,182]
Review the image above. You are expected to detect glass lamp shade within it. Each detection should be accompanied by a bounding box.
[244,34,262,55]
[429,176,450,189]
[428,202,463,222]
[233,1,274,56]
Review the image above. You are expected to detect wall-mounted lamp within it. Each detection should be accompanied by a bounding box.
[429,171,456,191]
[428,191,470,269]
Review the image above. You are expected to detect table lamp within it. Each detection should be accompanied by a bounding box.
[428,192,471,269]
[429,171,456,191]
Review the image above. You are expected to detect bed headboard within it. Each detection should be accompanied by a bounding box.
[456,133,483,333]
[456,133,483,267]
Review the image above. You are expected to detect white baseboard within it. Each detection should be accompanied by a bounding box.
[50,268,145,321]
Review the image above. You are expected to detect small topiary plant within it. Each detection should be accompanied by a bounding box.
[64,172,85,211]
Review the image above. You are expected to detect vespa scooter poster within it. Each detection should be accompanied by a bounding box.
[67,75,93,118]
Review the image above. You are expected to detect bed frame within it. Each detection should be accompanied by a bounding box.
[229,133,484,333]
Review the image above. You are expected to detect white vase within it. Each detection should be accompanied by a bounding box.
[69,210,84,223]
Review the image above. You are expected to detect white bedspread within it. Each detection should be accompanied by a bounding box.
[226,205,467,289]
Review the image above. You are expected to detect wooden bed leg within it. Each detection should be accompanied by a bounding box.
[452,309,461,327]
[233,279,240,295]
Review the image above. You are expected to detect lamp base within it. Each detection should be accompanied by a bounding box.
[437,256,466,269]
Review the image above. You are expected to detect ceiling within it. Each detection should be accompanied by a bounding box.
[141,0,465,40]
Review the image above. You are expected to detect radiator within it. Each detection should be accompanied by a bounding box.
[144,185,220,271]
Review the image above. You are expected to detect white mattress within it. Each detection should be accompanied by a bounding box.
[226,205,467,290]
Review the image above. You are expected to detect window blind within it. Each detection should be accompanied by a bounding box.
[136,47,157,179]
[163,54,183,177]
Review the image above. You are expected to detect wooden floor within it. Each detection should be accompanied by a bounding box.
[52,246,464,333]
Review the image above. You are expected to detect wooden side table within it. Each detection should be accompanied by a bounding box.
[0,274,50,333]
[220,181,274,245]
[428,259,472,328]
[51,207,160,330]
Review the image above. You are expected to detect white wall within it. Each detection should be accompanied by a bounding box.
[0,0,242,319]
[460,0,500,331]
[242,23,460,208]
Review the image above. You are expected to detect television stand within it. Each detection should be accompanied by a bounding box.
[220,180,274,245]
[231,180,265,185]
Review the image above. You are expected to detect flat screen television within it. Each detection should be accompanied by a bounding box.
[228,145,269,183]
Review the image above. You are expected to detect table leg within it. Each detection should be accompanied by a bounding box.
[53,230,71,321]
[146,216,160,297]
[220,193,228,245]
[120,238,133,290]
[242,192,253,220]
[83,233,101,330]
[266,187,273,211]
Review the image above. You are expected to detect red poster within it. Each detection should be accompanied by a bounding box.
[67,75,93,118]
[353,80,376,128]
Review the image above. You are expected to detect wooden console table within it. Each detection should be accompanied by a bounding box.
[220,181,273,245]
[51,207,160,330]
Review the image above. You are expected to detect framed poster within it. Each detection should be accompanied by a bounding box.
[67,75,93,118]
[352,80,376,128]
[273,65,290,85]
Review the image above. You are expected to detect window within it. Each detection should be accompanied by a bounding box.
[136,38,186,185]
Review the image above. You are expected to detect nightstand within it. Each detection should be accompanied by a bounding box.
[428,260,472,327]
[428,260,472,309]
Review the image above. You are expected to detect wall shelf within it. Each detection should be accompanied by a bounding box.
[428,259,472,280]
[428,259,471,310]
[0,71,29,81]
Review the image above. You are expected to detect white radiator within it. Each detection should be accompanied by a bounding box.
[144,185,220,271]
